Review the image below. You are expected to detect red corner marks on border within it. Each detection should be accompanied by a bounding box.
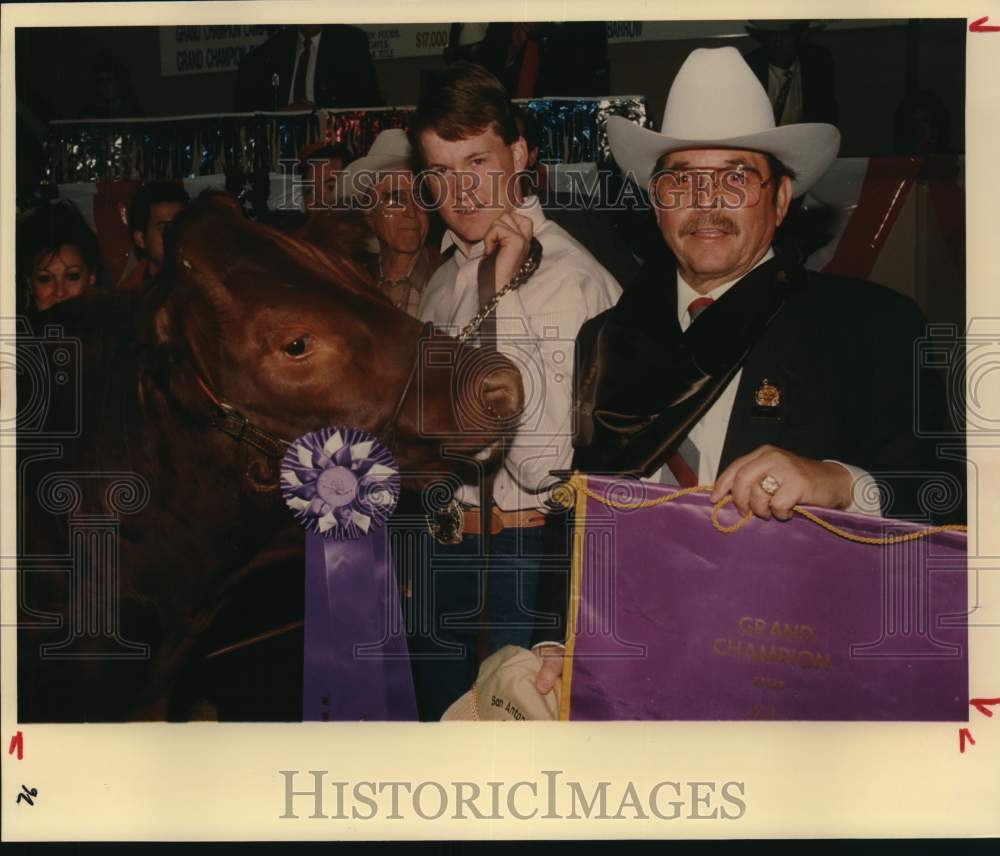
[970,698,1000,717]
[959,728,975,753]
[7,731,23,761]
[970,16,1000,32]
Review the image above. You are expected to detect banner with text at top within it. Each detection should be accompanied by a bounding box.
[159,21,908,75]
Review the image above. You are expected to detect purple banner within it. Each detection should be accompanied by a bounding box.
[563,475,968,721]
[303,527,417,721]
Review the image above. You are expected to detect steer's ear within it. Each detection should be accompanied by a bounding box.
[176,254,238,319]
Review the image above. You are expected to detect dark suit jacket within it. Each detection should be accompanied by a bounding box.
[542,199,640,289]
[745,45,838,125]
[531,249,965,646]
[235,25,382,112]
[474,22,609,98]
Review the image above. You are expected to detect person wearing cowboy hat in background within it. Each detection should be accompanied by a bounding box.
[531,46,961,696]
[342,129,445,318]
[743,20,838,126]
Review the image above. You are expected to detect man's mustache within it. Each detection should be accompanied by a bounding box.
[681,213,739,236]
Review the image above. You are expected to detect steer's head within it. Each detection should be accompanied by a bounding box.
[147,195,523,480]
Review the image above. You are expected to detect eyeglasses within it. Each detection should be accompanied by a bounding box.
[650,166,775,210]
[376,188,419,218]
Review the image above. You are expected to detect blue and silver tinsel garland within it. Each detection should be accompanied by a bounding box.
[42,99,647,185]
[281,427,400,540]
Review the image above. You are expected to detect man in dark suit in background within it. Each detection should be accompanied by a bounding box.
[743,20,838,126]
[532,46,962,695]
[235,24,382,112]
[458,22,609,98]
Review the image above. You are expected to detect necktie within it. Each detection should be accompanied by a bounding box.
[772,67,794,125]
[662,296,715,487]
[687,296,714,324]
[292,35,313,104]
[663,437,701,489]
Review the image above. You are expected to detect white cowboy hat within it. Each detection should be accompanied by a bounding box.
[607,46,840,197]
[344,128,412,177]
[337,128,414,206]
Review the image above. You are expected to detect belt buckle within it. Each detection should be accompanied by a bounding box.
[426,499,464,545]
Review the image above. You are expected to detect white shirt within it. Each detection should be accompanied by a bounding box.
[766,59,803,125]
[419,196,622,511]
[644,249,882,516]
[288,30,323,104]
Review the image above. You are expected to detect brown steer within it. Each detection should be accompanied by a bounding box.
[17,195,522,721]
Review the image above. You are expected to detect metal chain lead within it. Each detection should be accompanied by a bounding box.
[426,238,543,545]
[456,238,543,343]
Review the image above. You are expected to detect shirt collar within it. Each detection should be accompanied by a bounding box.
[676,247,775,325]
[440,195,547,261]
[768,58,799,77]
[298,29,322,49]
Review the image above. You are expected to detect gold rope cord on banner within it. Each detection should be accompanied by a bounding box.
[564,480,967,546]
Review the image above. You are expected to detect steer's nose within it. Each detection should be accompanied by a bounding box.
[481,364,524,424]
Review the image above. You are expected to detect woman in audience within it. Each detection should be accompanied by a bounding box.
[17,199,101,313]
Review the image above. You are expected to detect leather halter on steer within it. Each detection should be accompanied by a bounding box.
[193,320,436,459]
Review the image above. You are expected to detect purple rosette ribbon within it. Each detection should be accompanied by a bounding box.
[282,428,416,721]
[281,427,400,539]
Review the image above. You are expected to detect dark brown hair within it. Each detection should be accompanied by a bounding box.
[16,199,102,309]
[409,62,519,161]
[128,180,190,252]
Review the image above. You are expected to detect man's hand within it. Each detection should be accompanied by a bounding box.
[534,644,564,695]
[483,211,533,287]
[709,444,854,521]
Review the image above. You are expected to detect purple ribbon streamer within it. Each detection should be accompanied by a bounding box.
[303,526,416,721]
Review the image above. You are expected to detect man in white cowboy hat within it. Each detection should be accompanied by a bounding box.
[344,128,443,317]
[531,46,960,695]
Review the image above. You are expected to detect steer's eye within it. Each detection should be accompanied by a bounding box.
[283,336,311,358]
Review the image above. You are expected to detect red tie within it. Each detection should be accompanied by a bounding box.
[664,297,716,488]
[687,296,714,323]
[665,447,699,488]
[292,35,313,104]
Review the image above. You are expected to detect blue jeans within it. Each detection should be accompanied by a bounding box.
[403,526,546,721]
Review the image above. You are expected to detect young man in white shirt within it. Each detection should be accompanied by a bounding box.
[405,62,621,719]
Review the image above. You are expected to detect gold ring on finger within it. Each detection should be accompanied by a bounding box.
[759,474,781,496]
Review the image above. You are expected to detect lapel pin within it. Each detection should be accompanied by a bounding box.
[753,378,782,409]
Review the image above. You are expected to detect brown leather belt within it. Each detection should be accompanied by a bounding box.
[462,505,547,536]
